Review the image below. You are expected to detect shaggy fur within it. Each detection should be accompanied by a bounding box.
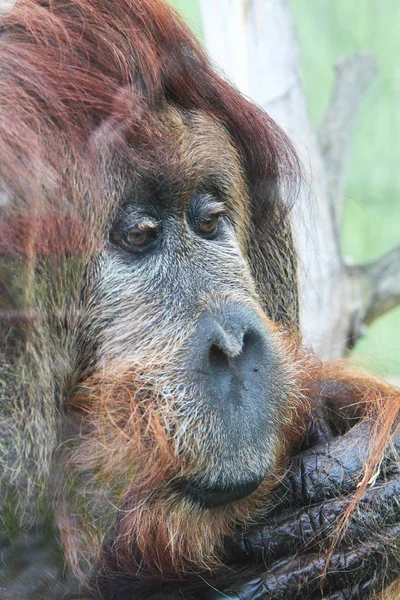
[0,0,399,598]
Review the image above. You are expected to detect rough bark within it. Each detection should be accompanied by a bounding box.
[199,0,400,359]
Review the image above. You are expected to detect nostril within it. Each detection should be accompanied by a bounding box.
[242,330,259,347]
[242,330,263,369]
[242,331,253,349]
[209,343,229,370]
[242,331,258,355]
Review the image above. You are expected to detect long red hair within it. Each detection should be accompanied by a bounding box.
[1,0,399,588]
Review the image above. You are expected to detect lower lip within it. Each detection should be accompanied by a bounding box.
[173,477,263,508]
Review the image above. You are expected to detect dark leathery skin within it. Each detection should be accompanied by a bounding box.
[204,526,400,599]
[203,423,400,600]
[224,423,400,564]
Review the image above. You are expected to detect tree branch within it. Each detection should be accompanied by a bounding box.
[347,245,400,329]
[318,51,378,232]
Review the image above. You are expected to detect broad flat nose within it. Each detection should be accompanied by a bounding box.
[192,306,276,412]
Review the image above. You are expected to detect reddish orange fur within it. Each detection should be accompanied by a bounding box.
[62,327,316,580]
[1,0,399,596]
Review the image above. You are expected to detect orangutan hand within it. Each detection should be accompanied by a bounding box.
[204,420,400,600]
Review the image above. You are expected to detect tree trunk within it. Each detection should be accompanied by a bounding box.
[199,0,400,359]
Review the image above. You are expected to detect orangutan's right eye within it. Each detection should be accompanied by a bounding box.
[124,225,158,249]
[110,210,160,255]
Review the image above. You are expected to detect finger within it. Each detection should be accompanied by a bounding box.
[274,422,400,509]
[209,523,400,600]
[225,474,400,563]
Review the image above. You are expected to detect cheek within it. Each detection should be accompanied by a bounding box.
[94,243,257,359]
[94,256,184,359]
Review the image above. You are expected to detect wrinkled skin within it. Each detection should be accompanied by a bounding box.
[209,427,400,600]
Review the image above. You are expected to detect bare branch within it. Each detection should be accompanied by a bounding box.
[318,51,378,232]
[347,245,400,329]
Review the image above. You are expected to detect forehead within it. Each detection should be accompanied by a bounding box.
[167,108,246,198]
[113,107,250,214]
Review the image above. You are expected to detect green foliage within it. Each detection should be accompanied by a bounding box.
[169,0,203,40]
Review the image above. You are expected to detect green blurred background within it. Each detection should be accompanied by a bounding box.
[170,0,400,375]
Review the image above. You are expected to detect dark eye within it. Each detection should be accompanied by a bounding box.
[110,213,159,254]
[198,213,219,236]
[124,226,158,249]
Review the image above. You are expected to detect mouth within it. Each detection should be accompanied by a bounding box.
[173,476,264,508]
